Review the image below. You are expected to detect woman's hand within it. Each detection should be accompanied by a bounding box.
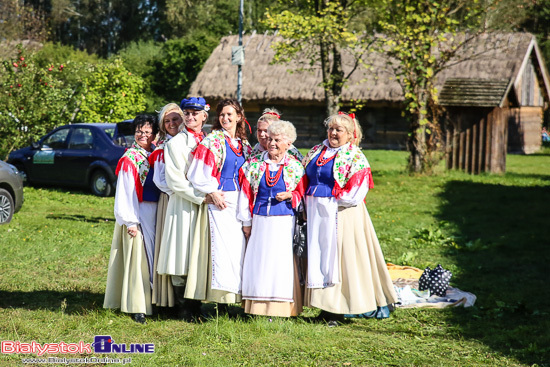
[242,225,252,240]
[210,191,227,210]
[127,225,139,237]
[275,191,292,202]
[205,192,223,205]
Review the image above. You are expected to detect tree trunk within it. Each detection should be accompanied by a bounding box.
[320,42,343,117]
[408,124,426,173]
[408,91,428,173]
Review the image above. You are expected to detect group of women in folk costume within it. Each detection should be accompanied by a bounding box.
[103,98,397,326]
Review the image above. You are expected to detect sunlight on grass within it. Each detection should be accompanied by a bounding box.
[1,149,549,366]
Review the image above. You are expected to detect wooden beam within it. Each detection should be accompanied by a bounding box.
[478,117,485,173]
[471,123,478,174]
[465,127,471,173]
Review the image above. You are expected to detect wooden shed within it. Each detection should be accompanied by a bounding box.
[439,34,550,172]
[189,32,549,159]
[189,32,406,149]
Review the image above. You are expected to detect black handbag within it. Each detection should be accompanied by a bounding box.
[293,202,307,258]
[418,264,452,297]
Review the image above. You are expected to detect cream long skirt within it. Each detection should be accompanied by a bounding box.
[152,193,175,307]
[104,224,153,315]
[306,203,398,315]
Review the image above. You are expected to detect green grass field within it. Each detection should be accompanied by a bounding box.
[1,149,549,366]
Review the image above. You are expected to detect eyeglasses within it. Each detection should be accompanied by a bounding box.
[183,111,202,117]
[135,130,154,137]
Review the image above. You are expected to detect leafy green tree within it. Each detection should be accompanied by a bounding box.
[78,58,146,122]
[165,0,274,39]
[149,32,219,103]
[45,0,167,57]
[116,40,165,111]
[0,47,79,160]
[0,0,48,43]
[377,0,485,173]
[265,0,374,116]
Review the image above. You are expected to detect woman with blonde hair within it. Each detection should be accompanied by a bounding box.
[149,103,184,311]
[303,112,397,326]
[251,108,303,161]
[156,97,212,321]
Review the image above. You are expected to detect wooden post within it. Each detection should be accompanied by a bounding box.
[452,120,459,170]
[459,131,465,170]
[484,111,494,172]
[478,117,485,173]
[445,128,452,170]
[465,127,471,173]
[471,123,477,174]
[490,108,504,173]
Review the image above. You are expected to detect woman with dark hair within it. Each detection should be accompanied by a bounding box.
[188,98,252,305]
[104,114,161,324]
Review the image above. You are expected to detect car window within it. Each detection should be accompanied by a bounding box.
[42,128,70,150]
[103,128,115,138]
[68,128,94,150]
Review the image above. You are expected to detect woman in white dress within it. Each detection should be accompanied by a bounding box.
[187,98,252,306]
[156,97,212,321]
[250,108,303,162]
[104,114,160,324]
[149,103,184,310]
[303,113,398,326]
[238,120,307,317]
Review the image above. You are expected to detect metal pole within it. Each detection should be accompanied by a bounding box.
[237,0,244,105]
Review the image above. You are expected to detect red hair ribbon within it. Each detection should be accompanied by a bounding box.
[244,118,252,134]
[338,111,357,139]
[263,112,280,119]
[338,111,356,119]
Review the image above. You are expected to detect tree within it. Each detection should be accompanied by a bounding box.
[78,58,146,122]
[0,0,48,43]
[165,0,274,39]
[148,32,219,104]
[0,46,79,160]
[116,40,165,111]
[265,0,374,116]
[376,0,485,173]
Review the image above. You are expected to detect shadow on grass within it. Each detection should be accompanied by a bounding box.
[46,213,113,222]
[0,290,105,314]
[437,180,550,365]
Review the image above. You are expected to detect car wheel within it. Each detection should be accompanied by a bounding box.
[90,170,114,197]
[0,188,14,224]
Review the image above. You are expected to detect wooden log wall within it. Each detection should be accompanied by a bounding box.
[507,107,543,154]
[445,107,508,174]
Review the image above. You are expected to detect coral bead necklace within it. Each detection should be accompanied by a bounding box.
[316,146,336,166]
[225,135,243,156]
[265,165,284,187]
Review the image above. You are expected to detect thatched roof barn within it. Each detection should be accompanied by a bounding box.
[189,32,549,153]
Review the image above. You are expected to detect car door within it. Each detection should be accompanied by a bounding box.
[58,127,96,185]
[31,127,71,182]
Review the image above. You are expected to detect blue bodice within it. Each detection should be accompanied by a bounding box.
[253,167,293,216]
[218,139,245,191]
[142,166,161,202]
[305,151,335,197]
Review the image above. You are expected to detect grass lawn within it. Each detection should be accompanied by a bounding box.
[1,148,549,366]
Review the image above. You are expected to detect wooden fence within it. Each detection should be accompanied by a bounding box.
[445,107,508,173]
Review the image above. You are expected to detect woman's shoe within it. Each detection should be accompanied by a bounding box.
[133,313,147,324]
